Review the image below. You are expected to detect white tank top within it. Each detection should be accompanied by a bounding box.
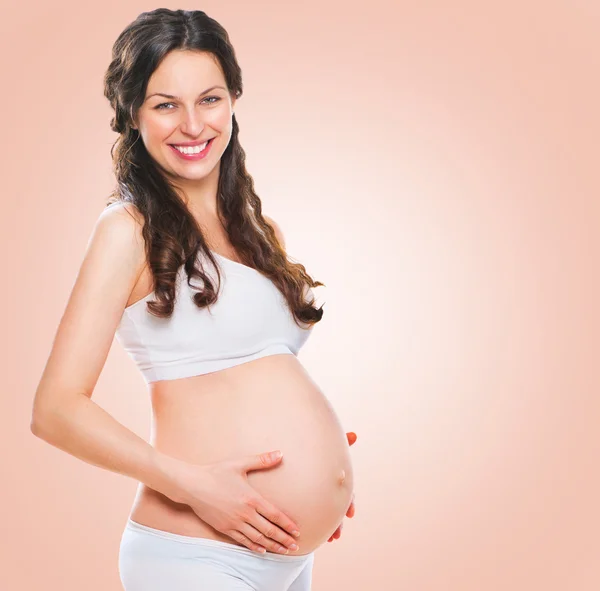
[115,250,315,384]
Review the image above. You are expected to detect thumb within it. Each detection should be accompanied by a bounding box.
[243,450,283,472]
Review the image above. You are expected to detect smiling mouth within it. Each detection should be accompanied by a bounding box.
[171,138,213,151]
[168,137,215,160]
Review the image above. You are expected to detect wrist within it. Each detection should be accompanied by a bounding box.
[148,450,193,505]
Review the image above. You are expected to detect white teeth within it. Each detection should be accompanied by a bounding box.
[174,141,208,154]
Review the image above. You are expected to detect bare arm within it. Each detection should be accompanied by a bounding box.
[30,205,304,553]
[31,392,186,501]
[30,203,186,503]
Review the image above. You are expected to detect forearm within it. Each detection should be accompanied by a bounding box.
[31,393,186,503]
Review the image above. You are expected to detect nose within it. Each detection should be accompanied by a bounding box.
[179,109,206,136]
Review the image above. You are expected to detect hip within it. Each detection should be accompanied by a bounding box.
[119,517,315,591]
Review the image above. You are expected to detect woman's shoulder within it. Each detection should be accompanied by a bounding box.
[98,201,148,273]
[103,200,145,228]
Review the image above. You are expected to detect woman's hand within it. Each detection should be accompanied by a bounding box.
[327,431,357,543]
[166,450,302,555]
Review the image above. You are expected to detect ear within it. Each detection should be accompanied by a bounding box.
[264,215,286,251]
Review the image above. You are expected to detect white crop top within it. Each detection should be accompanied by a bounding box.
[115,250,315,384]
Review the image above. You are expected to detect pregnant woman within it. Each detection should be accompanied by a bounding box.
[30,8,356,591]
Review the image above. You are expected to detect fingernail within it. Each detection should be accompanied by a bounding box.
[271,451,282,460]
[292,530,300,537]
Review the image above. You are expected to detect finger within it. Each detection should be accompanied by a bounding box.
[226,529,267,554]
[253,497,301,540]
[346,497,355,518]
[347,503,355,518]
[243,450,284,473]
[345,491,355,517]
[238,521,297,555]
[346,432,357,446]
[250,511,300,552]
[329,524,341,542]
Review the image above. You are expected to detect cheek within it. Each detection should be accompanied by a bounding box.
[142,107,232,141]
[209,108,233,131]
[147,117,177,139]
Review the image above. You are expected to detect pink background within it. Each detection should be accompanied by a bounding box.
[3,1,599,589]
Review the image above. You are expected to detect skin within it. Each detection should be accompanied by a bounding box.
[131,48,358,547]
[328,431,357,543]
[131,49,237,218]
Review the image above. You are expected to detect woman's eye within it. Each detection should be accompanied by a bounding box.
[155,96,221,110]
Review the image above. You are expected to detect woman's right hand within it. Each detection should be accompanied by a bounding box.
[165,450,301,555]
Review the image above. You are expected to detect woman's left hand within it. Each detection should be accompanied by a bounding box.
[327,431,357,543]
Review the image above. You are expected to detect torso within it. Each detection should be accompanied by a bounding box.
[125,227,354,555]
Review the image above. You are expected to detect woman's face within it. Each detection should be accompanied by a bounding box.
[133,50,236,183]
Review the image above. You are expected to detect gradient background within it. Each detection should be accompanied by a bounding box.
[3,1,599,590]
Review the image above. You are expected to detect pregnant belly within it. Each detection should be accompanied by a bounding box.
[130,354,355,555]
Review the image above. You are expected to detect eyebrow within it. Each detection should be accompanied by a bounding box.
[145,85,227,102]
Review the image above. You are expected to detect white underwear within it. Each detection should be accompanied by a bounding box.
[119,518,315,590]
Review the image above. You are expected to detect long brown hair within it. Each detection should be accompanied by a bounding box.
[103,8,324,328]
